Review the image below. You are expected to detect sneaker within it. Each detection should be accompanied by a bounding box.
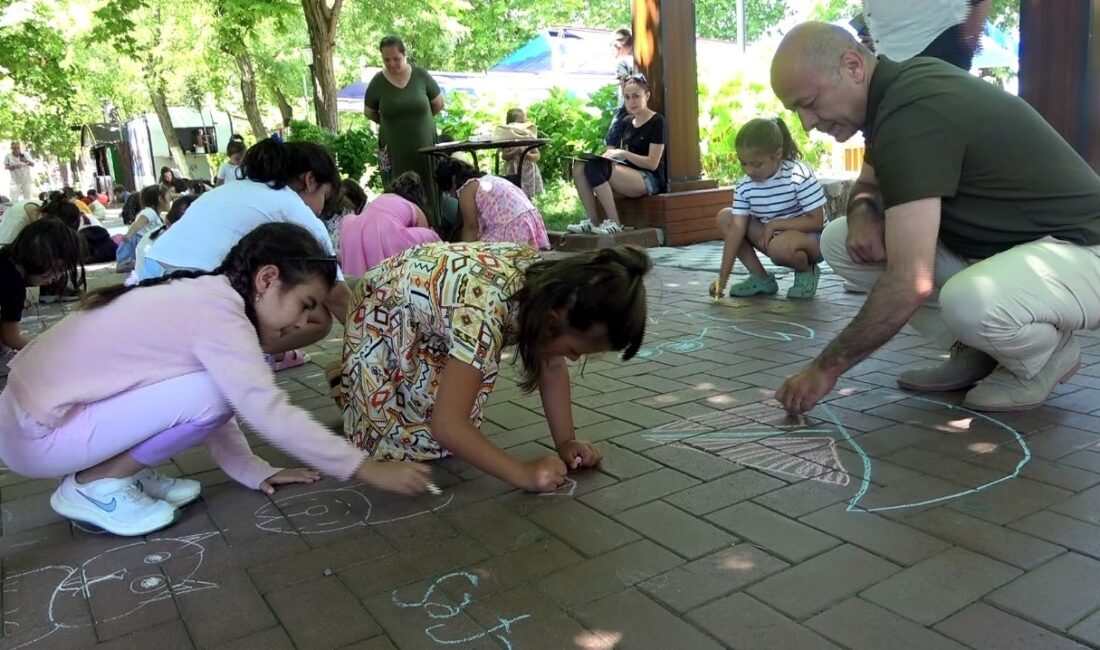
[787,264,821,299]
[134,467,202,507]
[50,474,179,537]
[728,273,779,298]
[897,342,999,392]
[596,220,622,235]
[963,336,1081,412]
[566,219,595,234]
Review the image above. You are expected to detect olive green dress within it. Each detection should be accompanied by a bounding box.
[365,66,442,224]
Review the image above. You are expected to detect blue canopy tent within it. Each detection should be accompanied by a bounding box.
[973,22,1019,70]
[336,27,622,111]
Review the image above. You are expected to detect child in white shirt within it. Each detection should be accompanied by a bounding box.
[712,117,827,300]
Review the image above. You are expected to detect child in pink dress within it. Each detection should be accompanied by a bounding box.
[435,157,550,250]
[338,172,440,276]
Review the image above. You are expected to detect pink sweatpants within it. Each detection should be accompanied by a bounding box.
[0,372,232,479]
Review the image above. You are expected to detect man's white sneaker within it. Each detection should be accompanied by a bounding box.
[134,467,202,507]
[566,220,595,234]
[596,220,623,234]
[50,474,179,537]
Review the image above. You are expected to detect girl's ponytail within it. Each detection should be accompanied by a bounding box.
[512,244,651,391]
[773,117,802,161]
[734,117,802,161]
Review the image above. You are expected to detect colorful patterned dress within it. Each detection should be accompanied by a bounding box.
[341,242,539,460]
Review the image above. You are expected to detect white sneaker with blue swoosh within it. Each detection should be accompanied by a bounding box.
[133,468,202,507]
[50,474,178,537]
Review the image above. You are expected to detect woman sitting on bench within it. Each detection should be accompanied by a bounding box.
[568,74,668,236]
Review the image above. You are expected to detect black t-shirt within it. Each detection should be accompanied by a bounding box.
[618,112,668,193]
[0,253,27,323]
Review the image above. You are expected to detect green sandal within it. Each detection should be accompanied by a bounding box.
[728,273,779,297]
[787,264,821,299]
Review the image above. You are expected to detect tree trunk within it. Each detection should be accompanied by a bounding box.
[270,84,294,127]
[234,50,267,139]
[150,83,192,178]
[301,0,343,132]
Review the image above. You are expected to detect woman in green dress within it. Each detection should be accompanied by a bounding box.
[364,35,445,224]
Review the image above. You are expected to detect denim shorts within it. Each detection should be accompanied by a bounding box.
[639,169,661,195]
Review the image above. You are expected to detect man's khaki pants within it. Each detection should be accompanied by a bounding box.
[821,217,1100,379]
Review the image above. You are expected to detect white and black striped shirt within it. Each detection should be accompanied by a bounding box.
[732,159,826,223]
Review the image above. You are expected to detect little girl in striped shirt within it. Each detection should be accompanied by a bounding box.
[711,117,827,300]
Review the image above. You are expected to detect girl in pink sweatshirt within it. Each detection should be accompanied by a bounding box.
[0,222,430,537]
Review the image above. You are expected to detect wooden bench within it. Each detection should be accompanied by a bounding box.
[599,187,733,246]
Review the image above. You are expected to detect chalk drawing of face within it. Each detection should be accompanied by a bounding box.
[644,392,1029,514]
[254,484,452,535]
[2,532,219,649]
[255,486,372,535]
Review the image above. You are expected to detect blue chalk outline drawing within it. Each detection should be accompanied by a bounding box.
[644,394,1031,513]
[824,395,1031,513]
[638,312,816,359]
[393,571,530,649]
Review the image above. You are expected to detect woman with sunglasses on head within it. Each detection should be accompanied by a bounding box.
[568,74,668,236]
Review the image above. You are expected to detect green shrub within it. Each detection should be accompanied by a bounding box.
[528,85,618,183]
[699,74,830,185]
[330,127,378,186]
[534,178,585,231]
[287,119,331,147]
[287,119,379,188]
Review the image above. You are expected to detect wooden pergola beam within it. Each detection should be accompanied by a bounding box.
[632,0,716,191]
[1019,0,1100,171]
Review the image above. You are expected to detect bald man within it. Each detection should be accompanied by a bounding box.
[770,22,1100,414]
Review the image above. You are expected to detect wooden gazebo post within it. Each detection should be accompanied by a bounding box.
[632,0,717,192]
[1019,0,1100,171]
[584,0,729,247]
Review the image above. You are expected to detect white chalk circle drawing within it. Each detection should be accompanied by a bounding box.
[392,571,529,649]
[254,483,453,535]
[2,531,219,649]
[644,392,1030,513]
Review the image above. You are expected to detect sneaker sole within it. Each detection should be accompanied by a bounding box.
[896,374,989,392]
[50,490,180,537]
[962,358,1081,412]
[164,492,201,508]
[729,290,779,298]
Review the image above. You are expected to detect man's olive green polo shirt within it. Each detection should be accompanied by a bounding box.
[864,57,1100,260]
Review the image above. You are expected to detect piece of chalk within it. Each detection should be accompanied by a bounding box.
[426,483,442,496]
[323,568,333,576]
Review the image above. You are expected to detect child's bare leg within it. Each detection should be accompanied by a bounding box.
[740,217,771,276]
[76,451,145,483]
[767,232,821,272]
[716,209,751,288]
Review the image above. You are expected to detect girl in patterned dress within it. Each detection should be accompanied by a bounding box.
[434,157,550,250]
[338,242,651,492]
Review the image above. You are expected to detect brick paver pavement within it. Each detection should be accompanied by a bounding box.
[3,247,1100,649]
